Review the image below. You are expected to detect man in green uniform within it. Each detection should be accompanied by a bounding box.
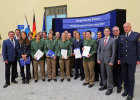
[82,31,97,88]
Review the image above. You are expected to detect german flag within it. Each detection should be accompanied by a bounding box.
[32,12,36,38]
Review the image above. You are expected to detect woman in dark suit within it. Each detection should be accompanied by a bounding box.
[72,32,85,81]
[16,31,31,84]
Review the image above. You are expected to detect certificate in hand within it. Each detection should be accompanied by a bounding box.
[61,49,67,59]
[74,48,82,59]
[82,46,91,57]
[34,49,44,60]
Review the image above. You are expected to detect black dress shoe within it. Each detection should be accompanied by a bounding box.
[126,96,133,100]
[25,80,29,84]
[105,89,113,95]
[60,79,64,82]
[3,83,10,88]
[94,79,99,82]
[99,86,107,91]
[42,79,45,82]
[88,84,94,88]
[122,92,128,97]
[83,82,89,86]
[22,80,25,84]
[70,74,73,77]
[117,88,122,93]
[11,80,18,84]
[47,79,51,82]
[67,78,70,82]
[74,76,79,80]
[54,79,57,82]
[34,80,38,83]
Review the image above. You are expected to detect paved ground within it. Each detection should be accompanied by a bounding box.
[0,55,140,100]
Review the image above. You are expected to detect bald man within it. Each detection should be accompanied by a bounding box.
[118,23,140,100]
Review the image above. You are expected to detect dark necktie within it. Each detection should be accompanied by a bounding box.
[126,34,129,37]
[11,40,15,48]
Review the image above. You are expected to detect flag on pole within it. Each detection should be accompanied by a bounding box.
[32,11,37,38]
[24,15,30,35]
[42,11,46,32]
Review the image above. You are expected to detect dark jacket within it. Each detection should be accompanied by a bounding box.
[72,38,83,54]
[118,31,140,64]
[16,41,31,60]
[2,39,18,62]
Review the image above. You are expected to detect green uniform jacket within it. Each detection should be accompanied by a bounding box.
[44,39,57,57]
[31,39,45,60]
[83,38,97,62]
[55,38,61,56]
[30,39,35,44]
[58,39,71,60]
[67,38,74,54]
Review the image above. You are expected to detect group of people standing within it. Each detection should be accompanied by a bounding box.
[2,22,140,100]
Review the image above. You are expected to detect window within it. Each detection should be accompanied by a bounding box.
[45,5,67,34]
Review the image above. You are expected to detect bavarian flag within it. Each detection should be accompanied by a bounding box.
[24,15,30,35]
[32,12,37,38]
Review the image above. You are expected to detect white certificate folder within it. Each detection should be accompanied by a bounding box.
[34,49,44,60]
[61,49,67,59]
[82,46,91,57]
[74,48,82,59]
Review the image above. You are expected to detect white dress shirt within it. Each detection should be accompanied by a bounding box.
[104,35,110,44]
[126,31,132,37]
[10,39,15,47]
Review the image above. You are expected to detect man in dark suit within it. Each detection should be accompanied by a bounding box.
[112,26,123,93]
[95,31,103,86]
[97,27,116,95]
[2,31,18,88]
[118,23,140,100]
[14,29,20,78]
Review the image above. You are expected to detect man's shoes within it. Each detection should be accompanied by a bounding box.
[117,87,122,93]
[11,80,18,84]
[105,89,113,95]
[74,76,79,80]
[54,79,57,82]
[99,86,107,91]
[83,82,89,86]
[67,78,70,82]
[3,83,10,88]
[88,84,94,88]
[94,79,99,82]
[122,92,128,97]
[34,80,38,83]
[25,80,29,84]
[47,79,51,82]
[70,74,73,77]
[42,79,45,82]
[22,80,25,84]
[126,96,133,100]
[60,79,64,82]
